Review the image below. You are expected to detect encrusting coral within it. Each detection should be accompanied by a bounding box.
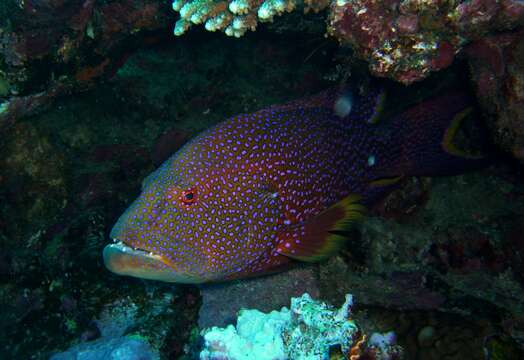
[327,0,524,84]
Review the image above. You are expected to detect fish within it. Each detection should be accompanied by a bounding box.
[103,84,484,283]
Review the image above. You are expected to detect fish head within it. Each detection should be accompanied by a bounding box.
[104,139,282,283]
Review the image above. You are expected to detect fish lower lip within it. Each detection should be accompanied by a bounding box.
[103,242,204,284]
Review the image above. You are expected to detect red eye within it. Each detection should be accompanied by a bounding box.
[181,188,197,205]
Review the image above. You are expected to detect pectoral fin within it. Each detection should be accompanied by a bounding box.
[276,194,365,262]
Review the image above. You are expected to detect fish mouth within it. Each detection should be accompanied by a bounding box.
[106,239,165,265]
[103,239,204,284]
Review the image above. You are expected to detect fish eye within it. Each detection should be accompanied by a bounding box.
[181,188,197,205]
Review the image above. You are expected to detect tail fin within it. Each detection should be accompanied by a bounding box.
[372,91,488,180]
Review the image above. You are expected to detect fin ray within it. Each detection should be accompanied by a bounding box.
[277,194,365,262]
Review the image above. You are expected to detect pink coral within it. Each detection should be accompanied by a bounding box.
[328,0,524,84]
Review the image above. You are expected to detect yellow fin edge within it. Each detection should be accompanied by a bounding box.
[287,194,366,263]
[442,108,483,159]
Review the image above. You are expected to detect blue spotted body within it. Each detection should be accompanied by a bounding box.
[103,85,478,283]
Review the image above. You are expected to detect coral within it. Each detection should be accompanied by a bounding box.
[169,0,523,83]
[171,0,329,37]
[201,307,289,359]
[1,6,523,356]
[366,332,401,360]
[200,293,402,360]
[327,0,524,84]
[0,0,522,129]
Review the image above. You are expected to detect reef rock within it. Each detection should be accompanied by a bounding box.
[198,266,320,328]
[0,0,173,126]
[465,28,524,160]
[49,336,159,360]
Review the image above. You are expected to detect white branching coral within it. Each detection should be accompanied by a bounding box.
[172,0,329,37]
